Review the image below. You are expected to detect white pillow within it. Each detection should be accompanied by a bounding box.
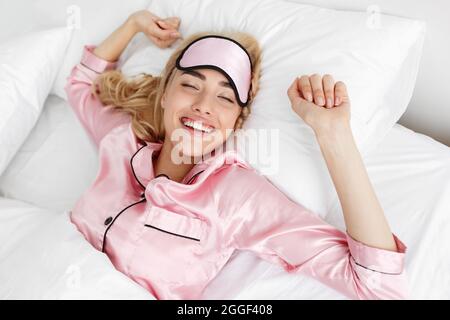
[0,95,100,213]
[46,0,151,99]
[0,0,154,98]
[121,0,425,149]
[118,0,426,218]
[0,27,72,175]
[0,198,152,299]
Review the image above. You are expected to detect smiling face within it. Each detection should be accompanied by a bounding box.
[161,68,242,160]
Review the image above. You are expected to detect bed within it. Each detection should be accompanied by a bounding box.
[1,93,449,299]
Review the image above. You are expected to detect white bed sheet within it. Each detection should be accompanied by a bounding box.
[0,95,449,299]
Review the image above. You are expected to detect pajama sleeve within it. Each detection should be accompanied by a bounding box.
[64,45,131,149]
[232,172,409,300]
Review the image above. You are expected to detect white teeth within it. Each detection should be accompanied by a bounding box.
[181,118,214,133]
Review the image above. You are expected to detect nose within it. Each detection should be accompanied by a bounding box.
[192,92,214,115]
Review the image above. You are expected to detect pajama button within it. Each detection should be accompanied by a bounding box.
[104,216,113,226]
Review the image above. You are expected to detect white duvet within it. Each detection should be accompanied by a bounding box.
[0,95,449,299]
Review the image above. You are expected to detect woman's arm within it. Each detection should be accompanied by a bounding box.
[64,10,181,148]
[92,18,138,62]
[63,15,138,148]
[287,74,397,252]
[93,10,181,62]
[316,122,397,251]
[226,167,407,299]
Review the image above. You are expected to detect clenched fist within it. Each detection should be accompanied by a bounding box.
[128,10,182,49]
[287,74,351,135]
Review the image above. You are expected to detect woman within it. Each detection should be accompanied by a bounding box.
[65,10,408,300]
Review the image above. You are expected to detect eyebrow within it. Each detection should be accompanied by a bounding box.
[181,70,232,89]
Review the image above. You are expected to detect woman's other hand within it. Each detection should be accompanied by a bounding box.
[128,10,182,49]
[287,74,351,136]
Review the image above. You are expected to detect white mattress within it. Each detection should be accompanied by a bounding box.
[1,94,449,299]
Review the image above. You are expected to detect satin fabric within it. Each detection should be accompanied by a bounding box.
[64,45,409,300]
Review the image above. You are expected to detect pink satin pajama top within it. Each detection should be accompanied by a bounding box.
[65,45,409,300]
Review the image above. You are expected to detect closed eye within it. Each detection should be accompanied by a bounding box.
[182,83,234,104]
[220,96,234,103]
[181,83,198,90]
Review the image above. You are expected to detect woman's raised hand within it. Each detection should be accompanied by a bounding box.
[128,10,182,49]
[287,74,351,136]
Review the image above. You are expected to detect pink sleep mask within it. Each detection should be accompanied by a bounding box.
[175,35,253,107]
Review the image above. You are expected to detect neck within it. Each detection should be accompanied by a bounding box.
[153,139,199,183]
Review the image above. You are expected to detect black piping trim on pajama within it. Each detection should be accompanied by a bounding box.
[132,140,205,186]
[101,145,148,253]
[186,170,205,185]
[101,197,146,253]
[115,143,203,248]
[130,144,147,190]
[155,173,170,179]
[154,171,204,184]
[80,62,100,74]
[144,224,200,242]
[350,256,402,275]
[131,143,201,185]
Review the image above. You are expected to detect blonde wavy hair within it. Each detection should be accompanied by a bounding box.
[93,31,262,143]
